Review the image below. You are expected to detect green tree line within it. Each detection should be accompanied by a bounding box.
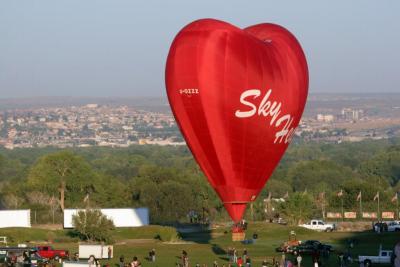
[0,137,399,224]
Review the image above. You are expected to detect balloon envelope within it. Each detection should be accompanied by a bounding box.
[165,19,308,222]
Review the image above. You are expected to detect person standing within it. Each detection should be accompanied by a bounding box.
[245,257,251,267]
[338,252,344,267]
[149,249,156,262]
[227,248,232,263]
[296,254,302,267]
[233,248,238,263]
[23,251,31,267]
[182,250,189,267]
[237,257,243,267]
[242,249,248,263]
[262,259,268,267]
[119,255,124,267]
[131,256,139,267]
[88,255,96,267]
[280,253,285,267]
[108,246,112,260]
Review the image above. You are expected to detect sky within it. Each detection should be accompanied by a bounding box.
[0,1,399,98]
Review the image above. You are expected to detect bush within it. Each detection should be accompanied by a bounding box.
[154,226,180,242]
[72,209,115,243]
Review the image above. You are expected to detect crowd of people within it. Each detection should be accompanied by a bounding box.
[174,247,347,267]
[111,248,333,267]
[176,248,255,267]
[225,248,251,266]
[81,242,355,267]
[116,255,141,267]
[115,249,157,267]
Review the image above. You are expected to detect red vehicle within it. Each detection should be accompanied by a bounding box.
[35,246,69,260]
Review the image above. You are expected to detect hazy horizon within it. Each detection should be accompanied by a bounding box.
[1,1,399,98]
[0,91,400,101]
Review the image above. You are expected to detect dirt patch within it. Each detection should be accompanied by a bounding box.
[162,241,195,245]
[115,239,157,245]
[32,224,64,230]
[335,221,374,232]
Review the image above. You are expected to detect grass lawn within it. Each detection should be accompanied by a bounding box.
[1,223,399,266]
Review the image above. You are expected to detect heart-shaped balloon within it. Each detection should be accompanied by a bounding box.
[165,19,308,222]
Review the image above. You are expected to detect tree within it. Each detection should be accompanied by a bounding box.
[27,151,96,211]
[1,193,23,209]
[288,160,355,193]
[277,192,316,225]
[91,154,145,181]
[72,209,115,242]
[0,154,26,182]
[359,150,400,186]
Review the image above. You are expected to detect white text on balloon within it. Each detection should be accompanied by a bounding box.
[235,89,295,144]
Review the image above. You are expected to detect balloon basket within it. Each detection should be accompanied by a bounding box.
[231,226,245,241]
[232,232,245,241]
[232,233,246,244]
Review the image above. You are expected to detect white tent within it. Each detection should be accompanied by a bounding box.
[0,210,31,228]
[63,208,149,228]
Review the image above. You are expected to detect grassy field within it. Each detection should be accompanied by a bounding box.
[1,223,399,266]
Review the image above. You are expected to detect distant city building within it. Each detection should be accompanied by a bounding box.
[0,104,183,149]
[85,104,99,108]
[341,108,364,121]
[0,99,397,148]
[317,114,335,122]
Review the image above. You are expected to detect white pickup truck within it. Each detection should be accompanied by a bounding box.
[358,246,393,266]
[299,219,335,232]
[387,221,400,232]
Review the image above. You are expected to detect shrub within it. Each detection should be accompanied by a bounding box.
[154,226,180,242]
[72,209,115,243]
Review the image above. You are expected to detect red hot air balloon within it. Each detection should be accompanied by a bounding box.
[165,19,308,222]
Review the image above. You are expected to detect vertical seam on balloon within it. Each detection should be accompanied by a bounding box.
[241,34,251,193]
[197,29,228,192]
[222,31,230,191]
[195,29,219,189]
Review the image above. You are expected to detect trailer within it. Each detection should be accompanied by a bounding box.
[78,245,113,259]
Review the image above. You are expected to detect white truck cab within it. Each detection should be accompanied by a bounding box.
[387,221,400,232]
[299,219,335,232]
[358,245,393,266]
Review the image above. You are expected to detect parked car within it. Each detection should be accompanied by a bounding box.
[387,221,400,232]
[299,220,336,232]
[35,246,69,260]
[273,218,288,225]
[289,240,333,255]
[0,247,49,267]
[358,245,393,266]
